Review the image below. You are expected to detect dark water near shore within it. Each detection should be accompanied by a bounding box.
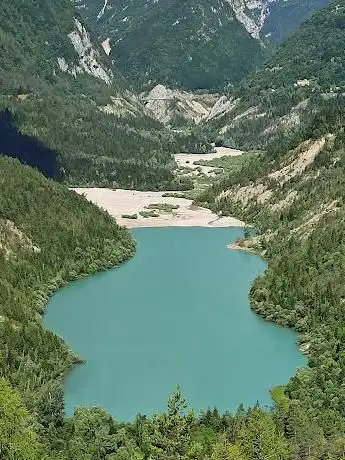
[44,227,306,420]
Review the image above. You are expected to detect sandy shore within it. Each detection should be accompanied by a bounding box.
[72,188,245,228]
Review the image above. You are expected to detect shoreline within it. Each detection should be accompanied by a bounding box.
[227,242,258,254]
[227,241,265,257]
[48,186,307,421]
[72,188,245,229]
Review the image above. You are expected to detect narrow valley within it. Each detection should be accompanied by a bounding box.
[1,1,345,459]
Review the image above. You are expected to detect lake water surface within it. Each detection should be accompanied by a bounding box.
[44,227,306,420]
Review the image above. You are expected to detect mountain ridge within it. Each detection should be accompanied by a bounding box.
[78,0,267,90]
[79,0,332,90]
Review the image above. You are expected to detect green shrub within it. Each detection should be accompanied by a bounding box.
[139,210,159,218]
[121,214,138,219]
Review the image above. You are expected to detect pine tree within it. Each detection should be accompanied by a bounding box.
[211,435,248,460]
[0,378,41,460]
[144,386,194,460]
[238,409,291,460]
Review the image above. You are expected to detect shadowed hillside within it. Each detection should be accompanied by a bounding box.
[0,110,62,179]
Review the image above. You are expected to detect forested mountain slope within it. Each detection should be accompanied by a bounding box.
[3,1,345,458]
[262,0,332,43]
[78,0,266,90]
[0,156,137,455]
[0,0,195,190]
[0,158,297,460]
[211,0,345,151]
[78,0,331,91]
[197,71,345,457]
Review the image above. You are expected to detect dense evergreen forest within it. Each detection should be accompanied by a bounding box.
[77,0,332,91]
[262,0,331,44]
[196,91,345,458]
[78,0,266,91]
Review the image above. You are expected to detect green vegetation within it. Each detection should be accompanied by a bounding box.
[0,379,40,460]
[183,177,215,201]
[145,203,180,213]
[0,161,296,458]
[80,0,266,91]
[189,7,345,453]
[214,0,345,152]
[121,213,138,219]
[0,155,323,460]
[194,153,256,174]
[174,127,213,154]
[197,83,345,456]
[162,192,186,198]
[180,154,257,202]
[139,210,160,218]
[0,156,135,414]
[263,0,331,44]
[270,386,289,414]
[3,1,345,459]
[80,0,332,91]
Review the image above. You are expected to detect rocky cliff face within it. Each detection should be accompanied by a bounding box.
[56,17,113,84]
[228,0,272,39]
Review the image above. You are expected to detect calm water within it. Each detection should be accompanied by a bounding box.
[45,227,306,420]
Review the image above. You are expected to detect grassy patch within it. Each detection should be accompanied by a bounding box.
[145,203,180,213]
[121,214,138,219]
[194,153,255,173]
[162,192,186,198]
[270,385,289,413]
[139,210,159,218]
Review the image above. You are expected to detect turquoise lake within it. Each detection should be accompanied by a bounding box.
[44,227,306,421]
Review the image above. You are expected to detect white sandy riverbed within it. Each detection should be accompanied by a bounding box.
[72,188,244,228]
[175,147,243,175]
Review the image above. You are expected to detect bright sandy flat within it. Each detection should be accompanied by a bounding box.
[175,146,243,166]
[72,188,244,228]
[175,147,243,175]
